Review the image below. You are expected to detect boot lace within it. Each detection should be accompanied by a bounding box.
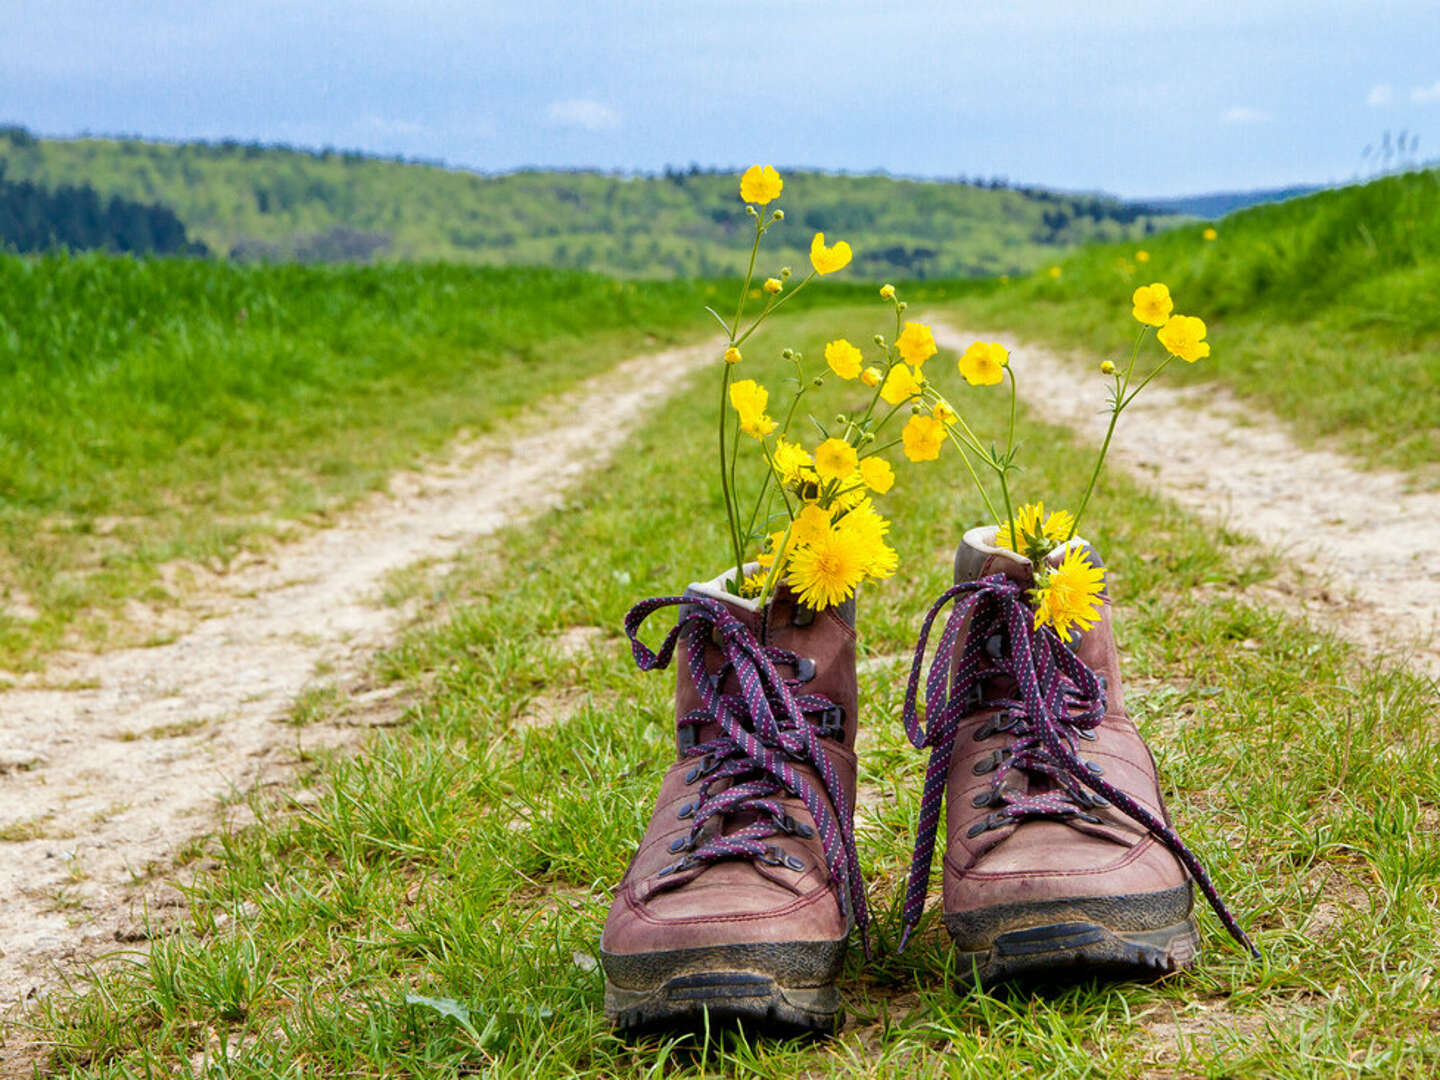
[897,574,1258,957]
[625,594,869,951]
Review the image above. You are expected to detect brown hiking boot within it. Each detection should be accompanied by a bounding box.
[601,570,865,1035]
[896,527,1257,984]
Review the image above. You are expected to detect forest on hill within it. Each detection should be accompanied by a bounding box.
[0,127,1181,276]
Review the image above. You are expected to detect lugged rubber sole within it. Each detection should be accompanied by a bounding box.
[944,883,1200,986]
[601,939,846,1037]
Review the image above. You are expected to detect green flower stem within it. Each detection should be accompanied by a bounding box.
[718,363,747,589]
[742,359,808,542]
[734,271,816,347]
[1120,352,1177,409]
[943,427,1002,522]
[1002,367,1019,544]
[757,519,793,608]
[1067,327,1149,541]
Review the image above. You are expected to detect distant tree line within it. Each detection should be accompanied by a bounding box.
[0,164,207,256]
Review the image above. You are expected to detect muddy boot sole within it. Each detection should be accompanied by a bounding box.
[601,939,846,1037]
[944,882,1200,987]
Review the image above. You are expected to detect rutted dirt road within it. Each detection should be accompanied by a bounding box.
[0,338,719,1020]
[930,317,1440,679]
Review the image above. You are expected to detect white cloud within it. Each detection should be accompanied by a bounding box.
[1366,83,1394,107]
[1220,105,1271,125]
[1411,80,1440,104]
[545,99,621,132]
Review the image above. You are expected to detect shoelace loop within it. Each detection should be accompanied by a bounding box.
[897,574,1259,958]
[625,594,869,953]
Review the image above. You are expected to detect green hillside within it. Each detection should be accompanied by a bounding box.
[0,128,1180,277]
[951,167,1440,473]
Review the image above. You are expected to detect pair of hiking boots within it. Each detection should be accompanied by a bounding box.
[600,527,1253,1036]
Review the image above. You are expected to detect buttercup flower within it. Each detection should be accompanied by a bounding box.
[1203,227,1218,241]
[1031,545,1106,642]
[1157,314,1210,363]
[901,414,945,462]
[1131,282,1174,328]
[740,165,783,205]
[764,277,783,295]
[724,346,742,365]
[1135,250,1151,263]
[994,501,1076,554]
[788,522,868,609]
[815,437,859,482]
[1048,266,1062,278]
[932,401,958,426]
[858,456,895,493]
[770,437,812,485]
[1100,360,1116,375]
[810,232,853,275]
[896,322,937,366]
[879,283,896,300]
[860,366,882,387]
[880,363,924,405]
[824,339,864,380]
[791,503,832,545]
[729,379,777,438]
[958,341,1009,386]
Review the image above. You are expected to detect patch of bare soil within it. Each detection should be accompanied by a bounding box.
[0,339,719,1034]
[929,319,1440,681]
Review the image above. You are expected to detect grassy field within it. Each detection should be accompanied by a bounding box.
[26,304,1440,1076]
[948,167,1440,476]
[0,130,1182,277]
[0,255,755,669]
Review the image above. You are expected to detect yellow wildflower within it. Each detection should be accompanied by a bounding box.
[739,568,768,598]
[901,414,945,462]
[740,165,783,205]
[788,522,868,609]
[1157,314,1210,363]
[896,322,937,366]
[880,363,924,405]
[770,437,812,485]
[764,277,783,295]
[1031,546,1106,643]
[1203,227,1218,241]
[1131,282,1174,328]
[824,339,864,380]
[1100,360,1116,375]
[1048,266,1062,279]
[724,346,742,365]
[859,456,895,494]
[933,401,958,426]
[879,283,896,300]
[831,470,867,511]
[994,502,1075,553]
[791,503,832,545]
[1135,250,1150,263]
[958,341,1009,386]
[815,437,859,482]
[860,365,882,387]
[729,379,777,439]
[810,232,853,275]
[838,500,897,580]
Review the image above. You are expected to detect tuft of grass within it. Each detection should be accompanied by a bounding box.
[27,303,1440,1076]
[947,167,1440,477]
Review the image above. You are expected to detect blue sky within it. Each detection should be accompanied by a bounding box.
[3,1,1438,197]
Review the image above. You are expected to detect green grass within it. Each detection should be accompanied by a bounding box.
[1,130,1182,277]
[26,304,1440,1076]
[0,255,741,668]
[946,168,1440,476]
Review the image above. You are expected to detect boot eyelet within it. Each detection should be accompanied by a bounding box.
[796,823,814,839]
[1086,760,1104,775]
[784,854,805,871]
[966,820,989,838]
[971,790,994,809]
[668,836,691,854]
[684,766,700,783]
[973,722,994,741]
[794,656,817,683]
[677,801,695,819]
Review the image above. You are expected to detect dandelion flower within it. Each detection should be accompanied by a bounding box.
[1031,546,1106,643]
[838,500,897,580]
[1131,282,1174,328]
[770,438,812,485]
[901,414,945,462]
[791,503,832,545]
[724,346,743,365]
[815,437,859,481]
[859,456,895,493]
[788,523,868,609]
[1157,314,1210,363]
[994,501,1075,553]
[896,322,937,366]
[740,165,783,205]
[958,341,1009,386]
[810,232,853,275]
[824,339,863,380]
[729,379,777,439]
[860,365,882,387]
[880,363,924,405]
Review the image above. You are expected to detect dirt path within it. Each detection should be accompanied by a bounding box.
[0,338,719,1018]
[929,317,1440,679]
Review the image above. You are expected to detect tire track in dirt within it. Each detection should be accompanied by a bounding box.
[0,337,720,1017]
[930,318,1440,680]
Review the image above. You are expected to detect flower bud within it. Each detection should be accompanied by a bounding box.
[746,205,759,216]
[834,414,847,425]
[873,334,885,347]
[861,431,876,443]
[724,346,742,365]
[1100,360,1116,375]
[879,284,896,300]
[910,404,923,414]
[764,277,783,295]
[781,348,794,360]
[860,366,881,387]
[812,376,824,387]
[780,266,792,279]
[772,209,785,221]
[897,301,908,312]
